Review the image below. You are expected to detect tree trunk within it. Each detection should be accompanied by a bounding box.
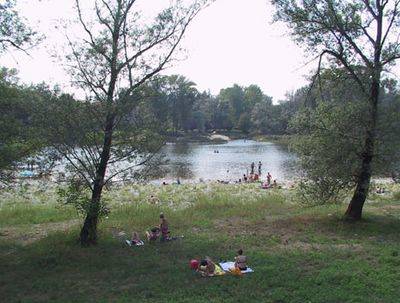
[345,134,374,220]
[80,114,115,246]
[345,75,380,220]
[80,209,99,245]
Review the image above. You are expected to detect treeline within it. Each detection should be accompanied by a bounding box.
[137,75,302,135]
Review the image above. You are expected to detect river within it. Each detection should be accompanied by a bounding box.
[158,139,298,183]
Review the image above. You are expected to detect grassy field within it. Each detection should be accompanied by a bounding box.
[1,182,400,302]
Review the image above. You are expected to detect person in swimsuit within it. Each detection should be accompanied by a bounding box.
[159,213,170,242]
[267,172,272,185]
[198,257,216,277]
[234,249,247,271]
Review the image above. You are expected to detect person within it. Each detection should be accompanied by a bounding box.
[258,161,262,175]
[243,174,248,182]
[261,181,269,189]
[159,213,170,241]
[253,173,259,181]
[267,172,272,185]
[234,249,247,271]
[250,162,255,175]
[272,179,277,187]
[128,231,144,246]
[198,257,216,277]
[146,227,160,242]
[162,181,168,186]
[176,178,181,185]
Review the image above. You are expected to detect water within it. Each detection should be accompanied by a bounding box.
[16,140,298,184]
[158,139,297,183]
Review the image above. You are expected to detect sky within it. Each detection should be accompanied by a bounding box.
[0,0,314,102]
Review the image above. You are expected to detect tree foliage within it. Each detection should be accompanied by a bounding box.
[0,0,40,53]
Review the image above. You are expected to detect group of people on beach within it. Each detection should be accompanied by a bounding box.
[234,161,277,189]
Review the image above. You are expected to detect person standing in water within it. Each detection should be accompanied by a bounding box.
[267,172,272,185]
[258,161,262,175]
[250,162,255,175]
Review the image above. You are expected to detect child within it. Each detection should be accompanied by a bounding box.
[198,257,216,277]
[234,249,247,271]
[159,213,170,242]
[146,227,160,242]
[129,231,144,246]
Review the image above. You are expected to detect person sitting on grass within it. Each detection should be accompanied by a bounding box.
[198,257,216,277]
[234,249,247,271]
[159,213,170,242]
[146,227,160,242]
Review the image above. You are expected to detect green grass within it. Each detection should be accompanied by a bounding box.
[1,183,400,302]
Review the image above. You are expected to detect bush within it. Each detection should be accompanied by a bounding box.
[296,177,349,206]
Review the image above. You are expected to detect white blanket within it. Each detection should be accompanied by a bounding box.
[219,261,254,273]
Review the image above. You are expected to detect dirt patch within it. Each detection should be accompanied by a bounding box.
[0,219,80,246]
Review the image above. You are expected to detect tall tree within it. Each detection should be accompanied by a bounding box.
[273,0,400,220]
[58,0,211,245]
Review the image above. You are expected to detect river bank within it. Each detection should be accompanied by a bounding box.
[165,130,291,144]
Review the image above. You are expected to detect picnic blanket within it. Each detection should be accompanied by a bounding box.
[219,261,254,274]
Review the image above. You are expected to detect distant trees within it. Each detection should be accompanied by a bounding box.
[0,69,35,183]
[273,0,400,219]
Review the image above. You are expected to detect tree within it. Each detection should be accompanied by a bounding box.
[55,0,211,245]
[218,84,245,127]
[163,75,198,132]
[0,0,40,53]
[273,0,400,220]
[244,84,264,112]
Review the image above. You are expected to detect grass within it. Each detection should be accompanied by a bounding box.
[1,182,400,302]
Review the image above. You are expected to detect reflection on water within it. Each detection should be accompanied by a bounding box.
[157,139,298,182]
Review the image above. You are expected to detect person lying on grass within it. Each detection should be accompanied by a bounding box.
[198,257,216,277]
[234,249,247,271]
[131,232,144,246]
